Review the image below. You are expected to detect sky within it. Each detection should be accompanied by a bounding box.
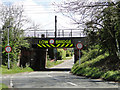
[1,0,116,37]
[0,0,76,29]
[0,0,80,37]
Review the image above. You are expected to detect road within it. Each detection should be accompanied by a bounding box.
[1,56,119,89]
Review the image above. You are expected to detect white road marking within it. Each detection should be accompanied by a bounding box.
[10,76,14,87]
[67,82,77,86]
[48,75,52,77]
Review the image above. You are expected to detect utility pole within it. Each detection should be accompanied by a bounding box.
[54,16,57,61]
[55,16,57,38]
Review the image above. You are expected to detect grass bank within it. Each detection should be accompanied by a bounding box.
[1,65,33,75]
[63,56,73,60]
[46,60,64,68]
[0,83,8,89]
[71,49,120,81]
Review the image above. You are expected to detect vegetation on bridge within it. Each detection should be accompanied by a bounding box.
[46,48,73,68]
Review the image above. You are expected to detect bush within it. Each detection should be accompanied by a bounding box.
[81,49,99,63]
[66,50,71,57]
[57,51,62,60]
[71,47,120,81]
[57,49,66,60]
[46,60,64,68]
[102,71,120,81]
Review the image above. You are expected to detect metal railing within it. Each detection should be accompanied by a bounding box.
[24,29,86,38]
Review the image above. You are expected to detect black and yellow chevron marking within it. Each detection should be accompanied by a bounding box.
[61,44,65,47]
[46,44,51,47]
[42,44,47,48]
[56,44,61,47]
[37,43,74,48]
[70,44,73,47]
[65,44,69,47]
[50,44,55,47]
[37,44,42,47]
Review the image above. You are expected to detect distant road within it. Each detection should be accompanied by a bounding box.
[50,56,74,69]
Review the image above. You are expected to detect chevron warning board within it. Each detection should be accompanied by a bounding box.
[37,38,74,48]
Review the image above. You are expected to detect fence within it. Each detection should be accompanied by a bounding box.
[24,29,86,38]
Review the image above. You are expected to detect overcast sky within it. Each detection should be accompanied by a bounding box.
[0,0,116,37]
[0,0,80,37]
[0,0,76,29]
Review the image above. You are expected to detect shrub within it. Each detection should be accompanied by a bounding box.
[57,49,66,60]
[71,47,119,82]
[81,49,99,63]
[66,50,71,57]
[102,71,120,81]
[57,51,62,60]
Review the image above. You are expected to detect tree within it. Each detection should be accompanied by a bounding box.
[56,1,120,58]
[0,4,40,67]
[85,2,120,58]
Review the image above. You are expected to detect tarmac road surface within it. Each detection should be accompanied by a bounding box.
[1,56,119,89]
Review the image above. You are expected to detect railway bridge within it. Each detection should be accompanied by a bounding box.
[20,28,87,70]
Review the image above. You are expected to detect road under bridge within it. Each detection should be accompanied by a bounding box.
[20,37,87,70]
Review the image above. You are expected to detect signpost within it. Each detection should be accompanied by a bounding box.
[76,42,83,65]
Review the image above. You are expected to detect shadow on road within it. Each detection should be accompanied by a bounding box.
[35,68,71,71]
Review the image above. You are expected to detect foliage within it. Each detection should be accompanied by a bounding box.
[57,1,120,59]
[0,83,8,89]
[84,2,120,59]
[2,26,29,66]
[46,60,64,68]
[57,1,120,81]
[71,48,120,81]
[0,5,40,68]
[57,49,66,60]
[81,48,103,63]
[102,71,120,81]
[66,50,71,57]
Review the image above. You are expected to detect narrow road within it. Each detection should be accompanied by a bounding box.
[51,56,74,69]
[1,56,119,89]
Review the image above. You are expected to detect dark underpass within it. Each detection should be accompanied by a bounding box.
[19,37,86,71]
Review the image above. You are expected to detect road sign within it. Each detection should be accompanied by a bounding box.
[76,42,83,65]
[5,46,12,53]
[76,42,83,49]
[37,38,74,48]
[49,39,54,44]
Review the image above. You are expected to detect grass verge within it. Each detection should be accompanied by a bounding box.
[0,83,8,89]
[62,56,73,60]
[1,65,33,75]
[46,60,64,68]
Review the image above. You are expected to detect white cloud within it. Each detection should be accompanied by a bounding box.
[0,0,2,4]
[22,0,76,29]
[0,0,82,37]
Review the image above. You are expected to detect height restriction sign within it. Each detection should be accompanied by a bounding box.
[5,46,12,53]
[76,42,83,49]
[49,39,55,44]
